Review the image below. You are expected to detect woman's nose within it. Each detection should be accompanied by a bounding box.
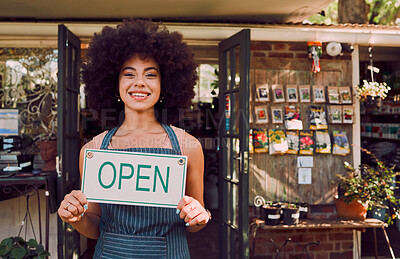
[134,76,145,87]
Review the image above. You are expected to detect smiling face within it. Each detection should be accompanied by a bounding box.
[118,54,161,114]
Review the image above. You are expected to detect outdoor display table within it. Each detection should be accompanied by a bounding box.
[0,173,53,252]
[251,218,394,259]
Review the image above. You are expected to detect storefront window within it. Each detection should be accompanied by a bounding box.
[0,48,58,138]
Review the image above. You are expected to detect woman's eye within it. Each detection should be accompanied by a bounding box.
[146,73,157,78]
[124,73,134,77]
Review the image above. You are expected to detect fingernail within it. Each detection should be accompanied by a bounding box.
[176,209,180,215]
[84,204,88,210]
[185,222,189,227]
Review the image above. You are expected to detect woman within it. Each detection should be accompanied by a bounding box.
[58,20,210,258]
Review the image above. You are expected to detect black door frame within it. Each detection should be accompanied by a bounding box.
[218,29,251,259]
[57,24,81,259]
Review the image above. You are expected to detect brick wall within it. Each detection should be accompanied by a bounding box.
[248,41,355,259]
[251,41,352,61]
[251,228,354,259]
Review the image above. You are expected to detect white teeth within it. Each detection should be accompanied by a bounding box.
[130,93,148,97]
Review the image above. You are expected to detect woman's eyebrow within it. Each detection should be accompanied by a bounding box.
[121,66,159,72]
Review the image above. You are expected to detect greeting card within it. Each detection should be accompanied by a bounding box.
[284,106,303,130]
[271,106,283,124]
[315,130,331,154]
[286,131,299,154]
[253,129,269,153]
[343,105,354,124]
[256,84,269,102]
[332,131,350,156]
[299,131,314,155]
[339,86,352,104]
[286,85,298,103]
[299,85,311,103]
[272,84,285,103]
[255,107,268,123]
[269,129,288,155]
[309,106,328,130]
[312,85,325,103]
[328,105,342,124]
[327,86,340,104]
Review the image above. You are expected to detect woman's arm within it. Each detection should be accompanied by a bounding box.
[57,142,102,239]
[177,132,210,232]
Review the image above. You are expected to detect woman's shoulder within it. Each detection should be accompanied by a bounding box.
[169,125,202,154]
[83,130,110,150]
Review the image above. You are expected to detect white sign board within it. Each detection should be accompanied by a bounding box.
[82,149,187,208]
[298,168,312,184]
[297,156,313,168]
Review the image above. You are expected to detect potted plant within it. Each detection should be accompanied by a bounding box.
[356,80,391,111]
[281,203,300,225]
[261,202,281,226]
[0,236,50,259]
[335,148,400,223]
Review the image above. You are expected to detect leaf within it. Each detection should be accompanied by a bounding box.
[28,239,38,248]
[36,244,44,254]
[11,247,26,259]
[0,245,12,256]
[1,237,13,246]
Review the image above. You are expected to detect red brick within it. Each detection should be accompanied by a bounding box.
[251,42,272,51]
[288,254,305,259]
[314,252,330,259]
[283,244,295,252]
[329,251,353,259]
[329,233,353,241]
[312,215,329,219]
[295,53,309,59]
[341,241,353,250]
[309,242,334,252]
[252,51,266,57]
[271,234,294,243]
[314,233,328,242]
[310,204,335,213]
[288,42,307,51]
[291,234,314,243]
[273,43,287,51]
[254,243,267,254]
[268,52,293,58]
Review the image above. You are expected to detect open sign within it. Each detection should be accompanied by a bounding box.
[81,149,187,208]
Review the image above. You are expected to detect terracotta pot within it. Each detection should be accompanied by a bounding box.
[334,198,369,220]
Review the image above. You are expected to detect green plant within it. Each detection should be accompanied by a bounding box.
[0,236,50,259]
[336,148,400,224]
[356,80,391,101]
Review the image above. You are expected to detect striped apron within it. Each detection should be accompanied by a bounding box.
[93,124,190,259]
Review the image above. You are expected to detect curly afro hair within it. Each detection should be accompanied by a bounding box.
[82,20,198,125]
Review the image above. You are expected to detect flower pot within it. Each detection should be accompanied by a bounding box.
[334,198,369,220]
[296,202,309,219]
[17,154,34,172]
[261,205,281,225]
[282,207,300,225]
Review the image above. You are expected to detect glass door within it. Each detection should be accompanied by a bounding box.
[57,24,81,259]
[218,29,250,259]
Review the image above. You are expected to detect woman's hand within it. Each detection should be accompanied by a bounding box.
[177,195,210,227]
[58,190,88,223]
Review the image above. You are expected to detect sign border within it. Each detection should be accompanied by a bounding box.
[81,148,187,208]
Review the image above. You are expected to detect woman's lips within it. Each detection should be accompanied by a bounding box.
[128,92,150,100]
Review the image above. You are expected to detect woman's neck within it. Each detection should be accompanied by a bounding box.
[120,109,161,132]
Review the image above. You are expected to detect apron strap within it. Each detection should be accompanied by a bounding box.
[162,124,181,154]
[100,126,120,149]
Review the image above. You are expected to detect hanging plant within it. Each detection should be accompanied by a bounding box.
[356,80,391,101]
